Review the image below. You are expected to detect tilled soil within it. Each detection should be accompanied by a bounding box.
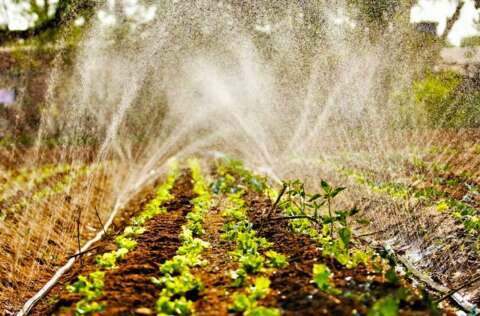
[31,172,195,315]
[1,169,113,314]
[244,192,447,316]
[193,204,237,316]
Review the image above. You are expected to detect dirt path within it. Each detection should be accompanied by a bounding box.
[31,172,195,315]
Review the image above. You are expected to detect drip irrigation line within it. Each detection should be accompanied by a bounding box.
[436,274,480,304]
[355,228,389,238]
[359,235,478,314]
[66,245,102,259]
[394,252,477,314]
[16,202,122,316]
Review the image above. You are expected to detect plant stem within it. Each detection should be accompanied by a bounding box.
[328,198,333,238]
[268,183,287,218]
[76,206,83,265]
[94,207,107,235]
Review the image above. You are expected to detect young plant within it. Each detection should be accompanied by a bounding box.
[312,264,340,295]
[156,296,194,316]
[67,271,106,315]
[152,160,211,315]
[229,277,280,316]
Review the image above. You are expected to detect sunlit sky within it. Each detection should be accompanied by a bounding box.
[0,0,479,46]
[411,0,480,46]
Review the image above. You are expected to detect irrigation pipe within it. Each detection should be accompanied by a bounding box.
[17,201,123,316]
[381,243,478,314]
[261,171,478,315]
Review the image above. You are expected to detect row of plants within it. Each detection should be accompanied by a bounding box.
[151,159,211,315]
[339,166,480,236]
[0,164,94,222]
[65,162,179,315]
[0,163,72,200]
[216,159,433,316]
[270,179,371,269]
[221,191,288,316]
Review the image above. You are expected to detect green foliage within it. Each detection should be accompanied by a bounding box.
[312,264,340,295]
[95,248,128,269]
[229,277,279,315]
[154,270,203,297]
[348,0,399,25]
[248,277,271,300]
[230,293,253,313]
[279,179,365,267]
[159,256,194,276]
[74,301,105,315]
[230,268,248,287]
[67,271,105,315]
[59,162,179,314]
[186,211,205,236]
[385,267,399,285]
[177,237,210,256]
[189,159,211,199]
[411,71,480,128]
[156,296,194,316]
[115,235,137,250]
[213,159,268,193]
[246,306,281,316]
[217,172,286,314]
[368,295,399,316]
[152,160,210,315]
[123,225,146,237]
[239,254,265,273]
[67,271,105,299]
[264,251,288,269]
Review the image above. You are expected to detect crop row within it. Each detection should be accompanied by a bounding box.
[64,162,179,315]
[216,159,434,315]
[0,164,88,222]
[221,190,287,316]
[340,167,480,236]
[0,164,72,199]
[151,159,211,315]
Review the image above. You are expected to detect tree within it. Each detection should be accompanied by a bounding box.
[0,0,95,45]
[442,1,464,42]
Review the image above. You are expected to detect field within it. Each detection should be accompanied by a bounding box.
[1,134,479,315]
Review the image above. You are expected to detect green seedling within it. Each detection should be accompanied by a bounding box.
[96,248,128,269]
[239,254,265,274]
[229,277,279,315]
[265,251,288,269]
[115,235,137,250]
[312,264,341,295]
[67,271,105,315]
[367,295,399,316]
[156,296,194,316]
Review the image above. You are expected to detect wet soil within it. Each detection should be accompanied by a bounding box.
[193,203,237,316]
[31,172,195,316]
[244,192,447,316]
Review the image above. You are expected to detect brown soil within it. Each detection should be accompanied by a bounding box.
[244,192,448,316]
[0,169,114,314]
[30,171,195,316]
[193,203,237,316]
